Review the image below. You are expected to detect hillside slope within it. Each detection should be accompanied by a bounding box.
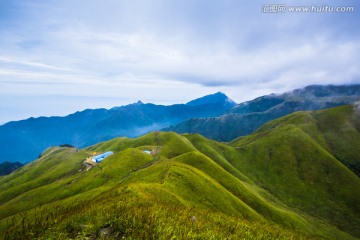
[231,104,360,236]
[0,92,235,164]
[0,105,359,239]
[166,84,360,141]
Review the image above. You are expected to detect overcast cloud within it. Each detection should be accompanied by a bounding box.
[1,0,360,123]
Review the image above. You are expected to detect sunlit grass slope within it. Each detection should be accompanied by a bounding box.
[0,105,359,239]
[232,104,360,237]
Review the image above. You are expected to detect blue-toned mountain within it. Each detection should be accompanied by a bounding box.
[0,161,23,176]
[0,93,236,163]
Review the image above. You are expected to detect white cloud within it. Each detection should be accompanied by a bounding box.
[0,0,360,122]
[0,56,73,71]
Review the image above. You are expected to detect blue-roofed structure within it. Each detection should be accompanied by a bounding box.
[91,151,114,163]
[143,150,151,154]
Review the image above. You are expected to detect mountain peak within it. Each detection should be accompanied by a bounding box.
[186,92,236,107]
[127,100,144,107]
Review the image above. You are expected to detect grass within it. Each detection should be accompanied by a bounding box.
[232,106,360,237]
[0,106,360,239]
[3,186,319,240]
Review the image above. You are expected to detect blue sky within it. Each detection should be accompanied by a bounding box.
[1,0,360,124]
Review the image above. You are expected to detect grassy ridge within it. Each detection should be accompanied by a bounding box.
[4,189,315,240]
[233,105,360,237]
[0,106,360,239]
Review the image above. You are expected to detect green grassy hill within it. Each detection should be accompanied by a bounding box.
[0,105,359,239]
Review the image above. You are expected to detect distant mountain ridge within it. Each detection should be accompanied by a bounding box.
[165,84,360,141]
[0,161,23,176]
[3,84,360,164]
[0,92,236,163]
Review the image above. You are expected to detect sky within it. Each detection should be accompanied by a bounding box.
[1,0,360,124]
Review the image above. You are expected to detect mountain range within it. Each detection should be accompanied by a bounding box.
[0,104,359,239]
[2,84,360,166]
[0,92,236,164]
[165,84,360,141]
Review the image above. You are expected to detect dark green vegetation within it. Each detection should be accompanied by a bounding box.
[0,104,359,239]
[0,162,23,176]
[0,92,235,163]
[166,84,360,141]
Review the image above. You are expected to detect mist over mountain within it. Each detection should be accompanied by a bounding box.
[0,92,236,164]
[2,84,360,165]
[165,84,360,141]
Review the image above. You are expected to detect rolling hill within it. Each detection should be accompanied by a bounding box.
[165,84,360,141]
[0,92,236,164]
[0,104,359,239]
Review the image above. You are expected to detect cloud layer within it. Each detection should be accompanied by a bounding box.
[1,0,360,123]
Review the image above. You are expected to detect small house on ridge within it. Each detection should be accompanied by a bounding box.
[91,151,114,163]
